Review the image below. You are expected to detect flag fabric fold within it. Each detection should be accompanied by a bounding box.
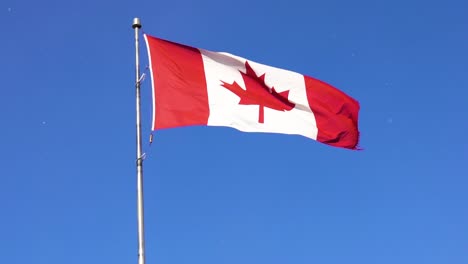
[144,34,360,149]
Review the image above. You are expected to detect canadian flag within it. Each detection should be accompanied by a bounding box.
[144,34,360,149]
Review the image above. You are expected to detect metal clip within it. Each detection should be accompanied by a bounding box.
[138,73,146,83]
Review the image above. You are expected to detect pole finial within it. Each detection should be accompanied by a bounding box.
[132,17,142,29]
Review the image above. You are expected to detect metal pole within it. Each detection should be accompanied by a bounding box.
[132,17,146,264]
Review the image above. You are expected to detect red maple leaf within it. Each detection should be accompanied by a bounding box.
[221,61,295,123]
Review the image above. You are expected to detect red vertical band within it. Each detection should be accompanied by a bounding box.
[145,35,209,130]
[305,76,360,149]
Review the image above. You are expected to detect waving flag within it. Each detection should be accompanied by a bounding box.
[144,34,360,149]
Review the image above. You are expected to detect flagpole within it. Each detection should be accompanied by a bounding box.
[132,17,146,264]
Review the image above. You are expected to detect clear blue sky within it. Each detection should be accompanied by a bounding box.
[1,0,467,263]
